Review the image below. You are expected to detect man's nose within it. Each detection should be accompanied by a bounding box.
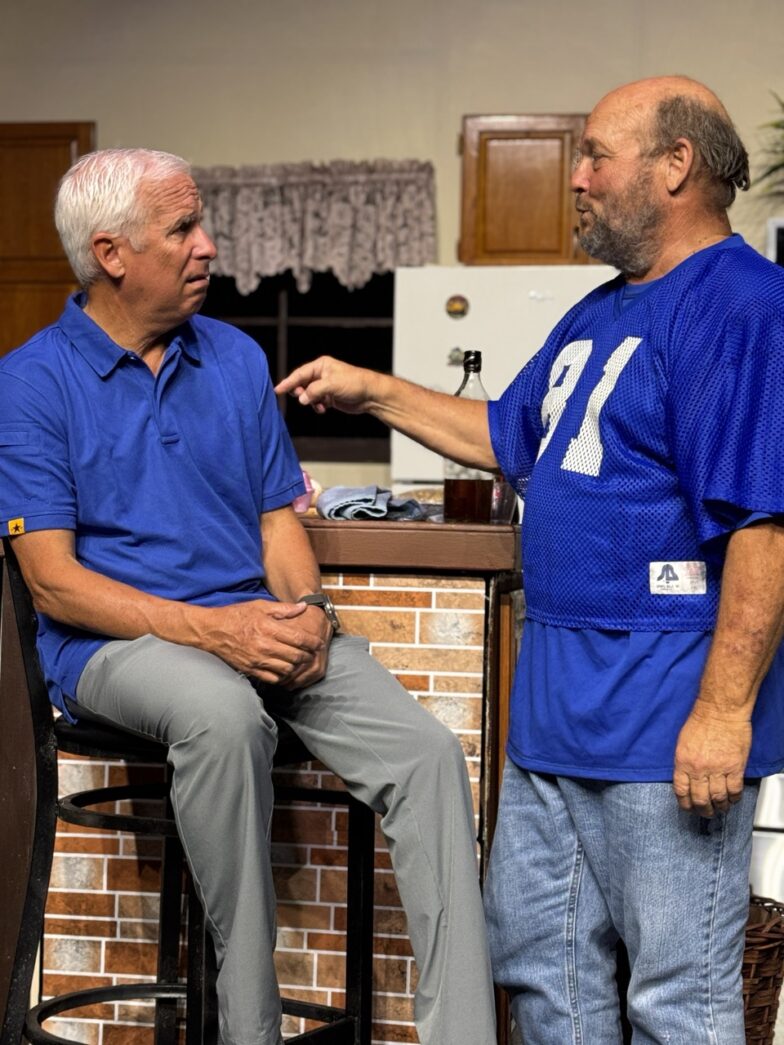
[195,225,218,260]
[570,156,590,193]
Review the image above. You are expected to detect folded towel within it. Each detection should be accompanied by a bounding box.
[316,485,430,521]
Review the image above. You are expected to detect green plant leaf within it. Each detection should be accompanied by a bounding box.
[754,91,784,195]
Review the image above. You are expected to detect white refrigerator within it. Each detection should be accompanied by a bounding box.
[391,264,616,484]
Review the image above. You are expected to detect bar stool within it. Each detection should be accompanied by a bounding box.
[0,539,375,1045]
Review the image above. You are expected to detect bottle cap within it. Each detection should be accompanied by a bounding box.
[463,350,482,371]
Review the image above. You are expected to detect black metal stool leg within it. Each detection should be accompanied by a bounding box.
[187,883,219,1045]
[156,780,184,1045]
[202,925,219,1045]
[344,797,375,1045]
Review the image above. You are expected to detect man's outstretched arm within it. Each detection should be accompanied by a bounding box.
[276,355,499,472]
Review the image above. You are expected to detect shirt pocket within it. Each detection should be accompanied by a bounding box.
[0,427,42,453]
[0,427,45,513]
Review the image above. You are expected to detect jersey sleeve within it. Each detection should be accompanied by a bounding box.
[487,284,618,498]
[0,369,77,536]
[668,298,784,552]
[488,351,549,498]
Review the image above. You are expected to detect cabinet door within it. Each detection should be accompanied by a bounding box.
[459,114,589,265]
[0,122,95,355]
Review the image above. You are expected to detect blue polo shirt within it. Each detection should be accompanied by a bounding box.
[0,294,305,716]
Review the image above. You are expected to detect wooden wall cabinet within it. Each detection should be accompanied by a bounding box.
[459,113,591,266]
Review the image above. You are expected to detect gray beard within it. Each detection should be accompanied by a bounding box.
[578,202,662,278]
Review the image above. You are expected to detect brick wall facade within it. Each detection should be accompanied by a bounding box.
[43,570,488,1045]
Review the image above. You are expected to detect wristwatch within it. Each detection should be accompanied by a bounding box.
[299,592,342,633]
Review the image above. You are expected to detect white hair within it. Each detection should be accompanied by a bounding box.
[54,148,191,287]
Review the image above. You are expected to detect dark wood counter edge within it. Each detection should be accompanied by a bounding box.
[0,521,522,575]
[302,518,521,574]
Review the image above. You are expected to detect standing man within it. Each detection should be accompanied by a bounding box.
[277,76,784,1043]
[0,148,497,1045]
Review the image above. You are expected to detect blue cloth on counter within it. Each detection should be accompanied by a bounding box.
[317,485,430,521]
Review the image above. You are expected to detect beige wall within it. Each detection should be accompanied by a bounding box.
[1,0,783,261]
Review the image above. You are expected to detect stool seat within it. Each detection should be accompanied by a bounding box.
[55,712,314,766]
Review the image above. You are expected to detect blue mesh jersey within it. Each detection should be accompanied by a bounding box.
[489,236,784,631]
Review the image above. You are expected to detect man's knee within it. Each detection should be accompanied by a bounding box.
[412,712,470,787]
[172,684,278,767]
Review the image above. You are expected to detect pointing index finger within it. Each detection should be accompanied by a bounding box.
[275,363,313,396]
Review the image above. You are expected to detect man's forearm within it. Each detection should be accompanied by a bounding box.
[276,357,499,471]
[673,520,784,814]
[367,371,498,470]
[260,505,323,603]
[697,521,784,716]
[12,528,218,649]
[10,527,320,686]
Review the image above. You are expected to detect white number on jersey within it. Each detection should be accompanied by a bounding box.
[537,340,592,463]
[538,337,643,477]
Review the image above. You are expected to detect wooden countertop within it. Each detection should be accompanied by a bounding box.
[1,521,521,575]
[302,517,520,574]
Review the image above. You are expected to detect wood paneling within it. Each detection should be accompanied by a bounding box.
[0,122,95,355]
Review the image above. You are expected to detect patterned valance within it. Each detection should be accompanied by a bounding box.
[192,160,437,294]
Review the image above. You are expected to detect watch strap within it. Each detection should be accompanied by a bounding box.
[298,592,341,632]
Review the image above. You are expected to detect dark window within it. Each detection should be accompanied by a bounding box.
[201,271,394,462]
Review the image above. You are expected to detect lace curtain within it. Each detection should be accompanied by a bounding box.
[192,160,437,294]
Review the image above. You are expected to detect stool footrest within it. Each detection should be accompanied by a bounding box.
[26,985,360,1045]
[26,983,187,1044]
[58,782,178,836]
[283,997,357,1022]
[286,1016,357,1043]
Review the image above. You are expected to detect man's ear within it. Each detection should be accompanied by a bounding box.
[91,232,126,279]
[664,137,696,195]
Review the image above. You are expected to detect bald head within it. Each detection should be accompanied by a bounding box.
[593,76,749,211]
[599,76,729,120]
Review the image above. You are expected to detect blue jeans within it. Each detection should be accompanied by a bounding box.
[484,762,759,1045]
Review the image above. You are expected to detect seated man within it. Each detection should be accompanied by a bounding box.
[0,148,496,1045]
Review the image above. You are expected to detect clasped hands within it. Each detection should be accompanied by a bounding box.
[205,599,333,690]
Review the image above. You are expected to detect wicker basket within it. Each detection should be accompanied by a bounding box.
[744,894,784,1045]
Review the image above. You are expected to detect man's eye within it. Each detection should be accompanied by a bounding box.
[572,149,606,171]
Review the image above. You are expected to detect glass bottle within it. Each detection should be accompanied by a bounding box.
[443,350,495,523]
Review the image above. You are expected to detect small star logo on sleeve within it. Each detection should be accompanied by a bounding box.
[8,517,25,535]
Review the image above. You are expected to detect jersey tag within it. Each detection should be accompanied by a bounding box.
[649,561,706,595]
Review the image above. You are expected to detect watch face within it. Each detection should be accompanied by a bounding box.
[321,595,341,632]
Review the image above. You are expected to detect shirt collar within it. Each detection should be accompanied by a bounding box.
[59,292,202,376]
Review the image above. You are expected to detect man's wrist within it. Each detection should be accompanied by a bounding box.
[690,694,754,723]
[298,592,341,633]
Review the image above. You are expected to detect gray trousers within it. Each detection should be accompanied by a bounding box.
[76,633,496,1045]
